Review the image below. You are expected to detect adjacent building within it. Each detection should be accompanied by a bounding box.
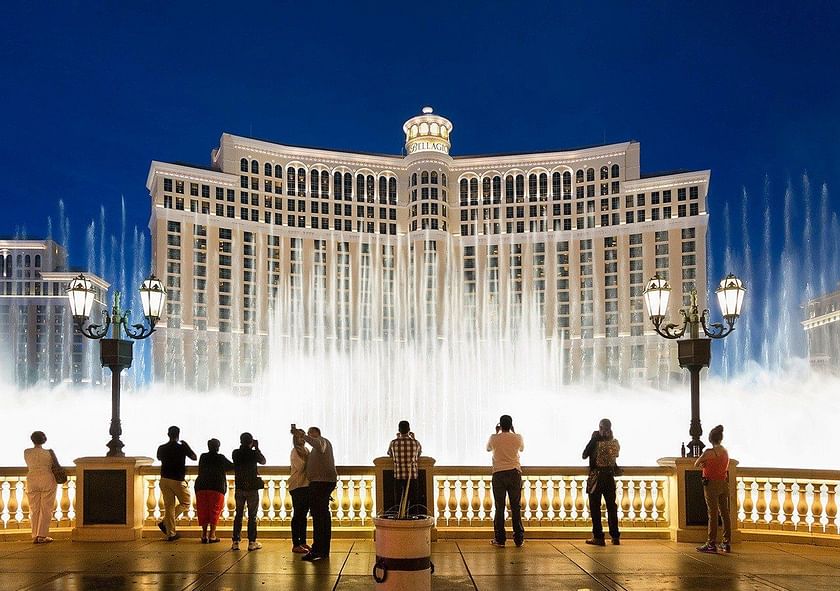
[0,240,109,387]
[146,108,709,390]
[803,285,840,373]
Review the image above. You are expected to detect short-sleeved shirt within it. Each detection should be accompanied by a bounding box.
[486,432,524,473]
[388,434,422,480]
[157,441,194,481]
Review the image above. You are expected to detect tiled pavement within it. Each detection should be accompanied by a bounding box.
[0,537,839,590]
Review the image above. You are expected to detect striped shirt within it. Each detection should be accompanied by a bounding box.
[388,434,422,480]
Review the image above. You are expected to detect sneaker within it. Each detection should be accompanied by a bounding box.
[611,538,621,545]
[301,552,326,562]
[231,541,240,551]
[166,533,180,542]
[248,541,262,551]
[201,537,208,544]
[157,521,167,535]
[696,542,717,554]
[292,545,309,554]
[514,539,524,548]
[33,536,54,544]
[208,538,220,544]
[720,542,731,554]
[585,538,606,546]
[490,539,506,548]
[302,544,312,551]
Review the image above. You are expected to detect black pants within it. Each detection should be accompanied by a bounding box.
[393,478,419,514]
[232,489,259,543]
[309,481,336,556]
[492,469,524,544]
[290,486,310,547]
[589,472,620,540]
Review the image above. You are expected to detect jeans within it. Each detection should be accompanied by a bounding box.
[232,489,260,542]
[703,479,731,544]
[492,469,524,544]
[588,471,619,540]
[290,486,310,547]
[309,481,336,556]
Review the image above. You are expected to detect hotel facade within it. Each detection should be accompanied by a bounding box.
[146,108,709,390]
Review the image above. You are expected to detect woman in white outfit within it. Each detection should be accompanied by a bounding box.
[24,431,57,544]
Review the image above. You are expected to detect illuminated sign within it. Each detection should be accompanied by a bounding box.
[407,141,449,155]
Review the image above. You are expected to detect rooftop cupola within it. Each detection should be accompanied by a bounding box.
[403,107,453,156]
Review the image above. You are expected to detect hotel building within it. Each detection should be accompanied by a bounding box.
[0,240,109,387]
[146,108,709,389]
[803,285,840,374]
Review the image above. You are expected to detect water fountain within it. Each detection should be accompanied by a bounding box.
[1,175,839,469]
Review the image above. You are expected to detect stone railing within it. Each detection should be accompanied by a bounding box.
[2,463,839,546]
[736,468,840,542]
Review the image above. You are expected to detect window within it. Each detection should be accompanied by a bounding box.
[611,164,620,178]
[600,166,609,180]
[251,160,259,174]
[586,168,595,182]
[240,158,248,172]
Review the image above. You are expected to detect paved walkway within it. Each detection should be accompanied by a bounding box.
[0,538,838,590]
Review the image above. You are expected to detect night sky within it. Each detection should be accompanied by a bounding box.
[1,1,839,365]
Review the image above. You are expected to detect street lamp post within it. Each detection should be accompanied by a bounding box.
[67,274,166,457]
[643,274,746,458]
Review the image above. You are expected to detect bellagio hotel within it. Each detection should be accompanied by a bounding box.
[146,108,709,389]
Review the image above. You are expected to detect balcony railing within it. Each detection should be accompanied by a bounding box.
[1,464,839,544]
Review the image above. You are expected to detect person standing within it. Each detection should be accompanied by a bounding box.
[695,425,731,554]
[582,418,620,546]
[486,414,525,548]
[387,420,422,515]
[289,427,311,554]
[195,438,234,544]
[156,426,196,541]
[24,431,58,544]
[231,432,266,551]
[301,426,337,562]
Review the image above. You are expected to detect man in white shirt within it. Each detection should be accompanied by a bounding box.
[486,414,525,547]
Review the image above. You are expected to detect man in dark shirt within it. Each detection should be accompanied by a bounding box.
[156,425,196,541]
[301,426,337,562]
[231,432,266,551]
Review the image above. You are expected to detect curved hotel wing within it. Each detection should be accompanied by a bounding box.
[146,108,709,390]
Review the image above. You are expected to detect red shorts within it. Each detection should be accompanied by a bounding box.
[196,490,225,526]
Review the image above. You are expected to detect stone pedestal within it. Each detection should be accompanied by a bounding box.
[71,456,153,542]
[374,456,437,539]
[658,456,739,543]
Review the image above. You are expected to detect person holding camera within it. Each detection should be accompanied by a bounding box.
[288,424,311,554]
[231,432,266,551]
[156,426,197,541]
[582,418,621,546]
[300,426,337,562]
[486,414,525,548]
[694,425,731,554]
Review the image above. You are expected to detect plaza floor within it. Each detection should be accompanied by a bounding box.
[0,537,838,590]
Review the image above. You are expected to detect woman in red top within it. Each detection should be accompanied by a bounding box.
[694,425,731,553]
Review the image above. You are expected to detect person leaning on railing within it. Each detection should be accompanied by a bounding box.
[695,425,731,554]
[24,431,58,544]
[194,438,234,544]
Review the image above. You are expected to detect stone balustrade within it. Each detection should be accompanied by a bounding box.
[2,464,839,546]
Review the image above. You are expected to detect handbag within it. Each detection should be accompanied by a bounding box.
[49,449,68,484]
[586,470,599,494]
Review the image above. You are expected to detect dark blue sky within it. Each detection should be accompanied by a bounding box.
[1,2,839,307]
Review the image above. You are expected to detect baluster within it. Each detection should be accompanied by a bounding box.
[825,483,838,534]
[469,478,481,523]
[756,479,768,526]
[145,477,158,524]
[482,478,493,524]
[272,480,282,524]
[352,479,363,524]
[260,480,271,520]
[782,481,794,531]
[741,479,754,527]
[563,478,573,524]
[187,476,197,524]
[58,481,71,527]
[20,480,30,529]
[655,480,666,524]
[459,479,469,524]
[539,479,549,523]
[339,479,350,526]
[225,482,236,523]
[0,481,9,527]
[448,479,459,526]
[68,478,77,522]
[619,480,630,524]
[768,481,782,529]
[551,478,562,524]
[811,483,824,534]
[575,478,586,523]
[795,482,810,532]
[632,480,643,525]
[8,480,20,527]
[524,479,535,525]
[364,478,373,524]
[643,480,654,524]
[436,479,446,526]
[283,482,292,523]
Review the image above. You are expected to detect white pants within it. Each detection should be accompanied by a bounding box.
[27,475,57,538]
